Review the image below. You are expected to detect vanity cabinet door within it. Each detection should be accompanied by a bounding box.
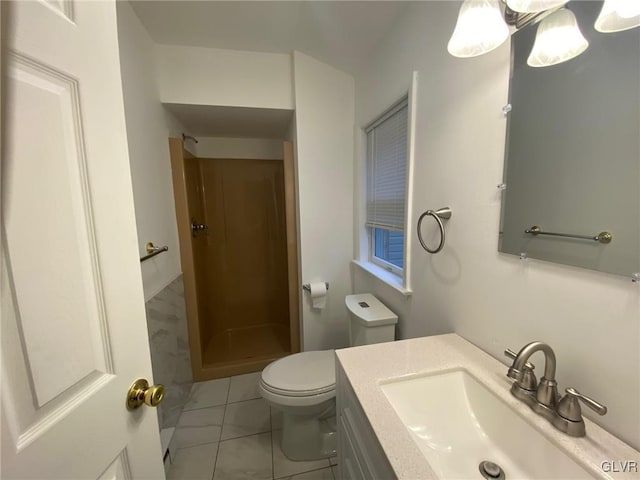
[338,417,367,480]
[337,363,396,480]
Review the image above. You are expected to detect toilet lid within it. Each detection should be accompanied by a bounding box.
[261,350,335,396]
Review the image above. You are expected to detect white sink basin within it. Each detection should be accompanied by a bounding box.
[380,369,596,479]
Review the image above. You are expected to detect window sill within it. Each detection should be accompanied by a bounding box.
[351,260,412,296]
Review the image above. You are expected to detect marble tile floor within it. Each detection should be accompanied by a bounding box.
[167,372,338,480]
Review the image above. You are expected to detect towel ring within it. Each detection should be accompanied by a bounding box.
[417,207,452,254]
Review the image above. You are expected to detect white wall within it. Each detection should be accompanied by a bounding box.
[117,2,185,300]
[155,45,294,110]
[293,52,355,351]
[352,2,639,449]
[120,9,354,351]
[194,137,283,159]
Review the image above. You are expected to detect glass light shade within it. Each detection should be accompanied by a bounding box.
[447,0,509,58]
[506,0,567,14]
[595,0,640,33]
[527,8,589,67]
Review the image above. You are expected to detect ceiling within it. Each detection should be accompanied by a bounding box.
[164,103,294,138]
[130,1,409,74]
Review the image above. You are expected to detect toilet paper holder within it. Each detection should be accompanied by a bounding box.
[302,282,329,292]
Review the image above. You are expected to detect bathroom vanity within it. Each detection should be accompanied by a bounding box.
[335,334,640,480]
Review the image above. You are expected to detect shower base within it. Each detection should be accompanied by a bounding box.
[199,323,291,379]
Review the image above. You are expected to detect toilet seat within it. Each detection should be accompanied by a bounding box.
[261,350,335,397]
[260,382,334,397]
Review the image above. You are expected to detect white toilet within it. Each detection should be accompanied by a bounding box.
[259,293,398,461]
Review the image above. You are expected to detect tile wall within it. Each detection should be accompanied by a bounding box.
[145,275,194,428]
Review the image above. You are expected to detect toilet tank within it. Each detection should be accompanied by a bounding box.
[345,294,398,347]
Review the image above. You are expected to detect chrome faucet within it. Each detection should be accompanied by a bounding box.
[505,342,607,437]
[507,341,558,410]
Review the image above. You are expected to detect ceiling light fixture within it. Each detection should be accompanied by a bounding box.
[447,0,510,58]
[594,0,640,32]
[448,0,639,67]
[527,7,589,67]
[506,0,567,14]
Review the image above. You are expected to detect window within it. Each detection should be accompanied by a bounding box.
[366,99,408,275]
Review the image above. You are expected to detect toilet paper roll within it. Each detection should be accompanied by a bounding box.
[309,282,327,310]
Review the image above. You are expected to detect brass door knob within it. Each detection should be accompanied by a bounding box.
[126,378,165,410]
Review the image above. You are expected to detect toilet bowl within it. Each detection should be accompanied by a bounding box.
[259,350,336,461]
[259,293,398,461]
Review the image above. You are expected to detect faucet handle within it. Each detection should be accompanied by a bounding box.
[557,387,607,422]
[504,349,537,391]
[504,349,535,370]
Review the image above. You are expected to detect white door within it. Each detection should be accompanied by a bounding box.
[1,1,165,478]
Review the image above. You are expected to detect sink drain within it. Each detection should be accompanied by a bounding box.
[479,461,505,480]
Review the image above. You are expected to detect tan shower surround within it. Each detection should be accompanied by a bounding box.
[170,139,300,380]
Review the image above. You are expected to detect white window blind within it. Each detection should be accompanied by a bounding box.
[366,100,408,232]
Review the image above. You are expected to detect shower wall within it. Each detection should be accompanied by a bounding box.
[171,138,299,380]
[182,156,210,354]
[198,158,291,367]
[145,275,193,429]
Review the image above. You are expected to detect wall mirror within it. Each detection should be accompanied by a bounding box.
[499,0,639,277]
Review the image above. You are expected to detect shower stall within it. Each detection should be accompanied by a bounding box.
[169,139,300,380]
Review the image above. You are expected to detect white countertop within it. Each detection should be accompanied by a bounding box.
[335,334,640,480]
